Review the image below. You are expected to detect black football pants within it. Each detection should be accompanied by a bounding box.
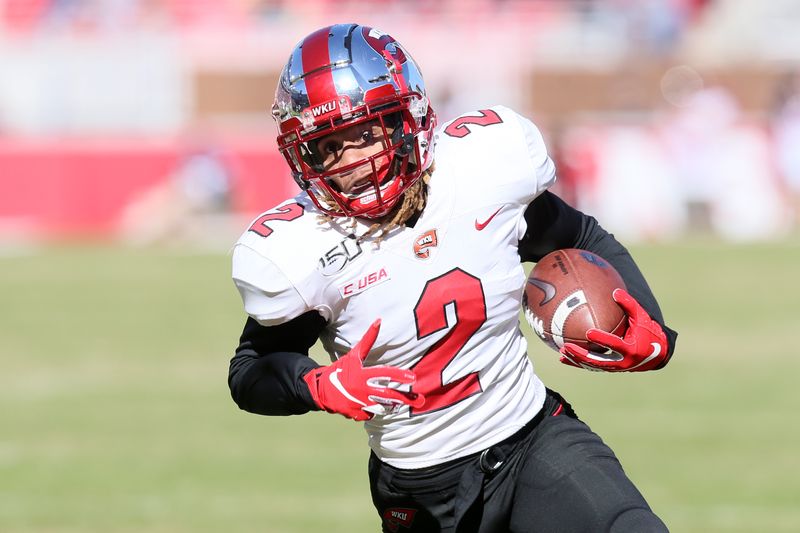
[369,389,668,532]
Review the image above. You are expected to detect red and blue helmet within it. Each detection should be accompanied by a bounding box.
[272,24,437,219]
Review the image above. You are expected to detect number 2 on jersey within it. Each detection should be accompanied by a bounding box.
[412,268,486,415]
[248,202,304,237]
[443,109,503,138]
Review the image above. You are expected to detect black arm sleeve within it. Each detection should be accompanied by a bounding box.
[518,191,678,356]
[228,311,327,416]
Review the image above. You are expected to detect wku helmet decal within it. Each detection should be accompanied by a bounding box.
[308,98,337,117]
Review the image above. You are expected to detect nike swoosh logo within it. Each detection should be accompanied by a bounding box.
[628,342,662,371]
[527,278,556,305]
[475,207,502,230]
[329,369,367,407]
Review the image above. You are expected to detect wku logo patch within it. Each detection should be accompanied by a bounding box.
[338,267,390,298]
[413,229,438,259]
[383,507,417,532]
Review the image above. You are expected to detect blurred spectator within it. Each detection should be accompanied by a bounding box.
[568,123,687,242]
[578,0,706,57]
[627,0,695,56]
[771,71,800,225]
[660,87,790,241]
[117,147,235,247]
[1,0,50,33]
[546,122,586,208]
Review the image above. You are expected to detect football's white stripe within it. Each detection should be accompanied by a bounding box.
[550,290,587,348]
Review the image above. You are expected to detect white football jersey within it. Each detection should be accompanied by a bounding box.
[232,106,557,468]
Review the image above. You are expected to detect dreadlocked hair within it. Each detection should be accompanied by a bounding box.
[317,164,434,246]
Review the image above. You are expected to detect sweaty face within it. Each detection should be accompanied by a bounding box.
[312,120,395,196]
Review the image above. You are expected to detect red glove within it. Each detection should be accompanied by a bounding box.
[303,319,425,421]
[559,289,670,372]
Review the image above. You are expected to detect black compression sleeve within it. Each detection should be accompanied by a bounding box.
[228,311,326,416]
[518,191,678,356]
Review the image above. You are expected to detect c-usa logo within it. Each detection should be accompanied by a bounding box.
[318,235,363,276]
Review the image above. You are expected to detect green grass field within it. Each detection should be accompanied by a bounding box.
[2,240,799,532]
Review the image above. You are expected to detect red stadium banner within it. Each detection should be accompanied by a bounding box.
[0,137,294,240]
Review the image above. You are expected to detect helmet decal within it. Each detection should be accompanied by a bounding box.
[299,27,339,107]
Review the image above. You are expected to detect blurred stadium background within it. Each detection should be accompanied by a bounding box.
[1,1,799,532]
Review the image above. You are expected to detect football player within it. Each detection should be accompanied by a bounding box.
[229,24,678,532]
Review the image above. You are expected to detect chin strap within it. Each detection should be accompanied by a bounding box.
[397,132,416,156]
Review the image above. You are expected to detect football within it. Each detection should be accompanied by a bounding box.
[523,249,627,352]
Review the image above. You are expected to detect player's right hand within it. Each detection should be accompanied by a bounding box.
[302,320,425,421]
[559,289,670,372]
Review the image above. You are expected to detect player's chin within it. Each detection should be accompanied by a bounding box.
[343,177,374,196]
[343,159,393,195]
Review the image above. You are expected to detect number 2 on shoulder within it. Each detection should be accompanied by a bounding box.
[443,109,503,138]
[248,202,304,237]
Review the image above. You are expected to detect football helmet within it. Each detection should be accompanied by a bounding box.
[272,24,437,219]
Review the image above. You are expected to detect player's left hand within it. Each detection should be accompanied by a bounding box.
[303,319,425,421]
[559,289,670,372]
